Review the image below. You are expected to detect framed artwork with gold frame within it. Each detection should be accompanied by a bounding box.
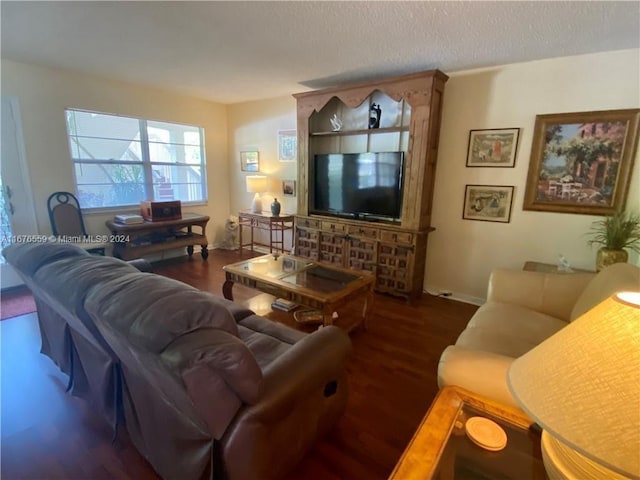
[523,109,639,215]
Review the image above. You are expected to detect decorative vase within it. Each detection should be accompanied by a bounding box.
[271,198,281,216]
[596,247,628,272]
[369,103,381,129]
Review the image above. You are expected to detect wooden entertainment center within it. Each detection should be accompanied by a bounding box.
[294,70,448,298]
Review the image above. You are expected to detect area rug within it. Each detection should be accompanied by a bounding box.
[1,288,36,320]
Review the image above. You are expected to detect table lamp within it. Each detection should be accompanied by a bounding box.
[246,175,267,213]
[507,291,640,480]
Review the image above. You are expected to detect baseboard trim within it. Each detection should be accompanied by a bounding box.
[424,287,484,306]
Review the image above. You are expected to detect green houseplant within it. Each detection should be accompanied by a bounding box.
[587,210,640,271]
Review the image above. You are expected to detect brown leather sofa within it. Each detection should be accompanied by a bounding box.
[3,243,351,480]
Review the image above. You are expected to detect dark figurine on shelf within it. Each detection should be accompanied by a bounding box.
[369,103,382,129]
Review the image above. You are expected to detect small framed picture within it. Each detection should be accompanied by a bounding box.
[278,130,297,162]
[463,185,514,223]
[240,151,259,172]
[282,179,296,197]
[466,128,520,167]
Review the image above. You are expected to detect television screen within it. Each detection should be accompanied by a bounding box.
[312,152,404,220]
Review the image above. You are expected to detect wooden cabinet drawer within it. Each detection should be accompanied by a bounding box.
[296,227,319,241]
[296,216,320,229]
[321,221,347,233]
[380,230,413,244]
[347,224,379,239]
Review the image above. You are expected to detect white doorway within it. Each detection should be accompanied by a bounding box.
[1,96,38,289]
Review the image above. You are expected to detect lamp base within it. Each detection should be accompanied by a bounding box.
[251,193,262,214]
[541,431,628,480]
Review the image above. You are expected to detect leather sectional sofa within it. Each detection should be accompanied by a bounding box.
[438,262,640,410]
[3,242,351,480]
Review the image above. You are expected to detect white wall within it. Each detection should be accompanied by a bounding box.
[226,96,297,248]
[1,59,230,250]
[224,49,640,303]
[3,50,638,298]
[425,49,640,303]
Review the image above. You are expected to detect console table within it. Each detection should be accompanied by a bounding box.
[105,213,209,260]
[238,210,294,254]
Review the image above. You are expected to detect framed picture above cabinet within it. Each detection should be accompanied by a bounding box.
[466,128,520,167]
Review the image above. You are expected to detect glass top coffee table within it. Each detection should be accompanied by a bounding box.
[223,254,375,331]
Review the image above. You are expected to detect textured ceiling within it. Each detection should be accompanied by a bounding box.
[2,1,639,104]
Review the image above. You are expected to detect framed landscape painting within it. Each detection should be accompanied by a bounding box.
[463,185,514,223]
[523,109,640,215]
[466,128,520,167]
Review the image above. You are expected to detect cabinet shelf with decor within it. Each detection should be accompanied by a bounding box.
[309,126,409,137]
[294,70,448,298]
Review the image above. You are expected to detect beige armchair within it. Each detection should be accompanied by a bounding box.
[438,263,640,409]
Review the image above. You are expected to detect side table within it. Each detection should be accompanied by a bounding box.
[389,386,547,480]
[523,261,594,274]
[238,210,294,254]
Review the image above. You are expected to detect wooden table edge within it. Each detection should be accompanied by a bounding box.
[388,386,533,480]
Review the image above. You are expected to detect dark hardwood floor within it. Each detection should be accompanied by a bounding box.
[1,249,477,479]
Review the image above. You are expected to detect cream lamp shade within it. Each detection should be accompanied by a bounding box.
[246,176,267,213]
[507,291,640,479]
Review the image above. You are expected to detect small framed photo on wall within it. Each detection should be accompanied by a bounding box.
[466,128,520,167]
[463,185,514,223]
[240,151,259,172]
[282,179,296,197]
[278,130,297,162]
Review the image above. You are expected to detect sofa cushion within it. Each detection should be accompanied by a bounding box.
[456,302,567,358]
[570,262,640,321]
[34,255,140,314]
[2,242,89,278]
[238,315,307,344]
[85,274,238,352]
[237,315,306,369]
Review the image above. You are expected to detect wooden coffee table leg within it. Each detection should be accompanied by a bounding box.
[362,285,374,330]
[323,304,334,327]
[222,279,234,300]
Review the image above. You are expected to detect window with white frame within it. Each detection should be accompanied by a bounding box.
[65,109,207,209]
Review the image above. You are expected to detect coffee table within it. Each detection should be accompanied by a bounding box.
[389,386,547,480]
[222,254,375,331]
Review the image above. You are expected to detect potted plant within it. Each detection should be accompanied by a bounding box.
[587,210,640,271]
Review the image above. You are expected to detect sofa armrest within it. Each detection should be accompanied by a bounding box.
[241,326,351,421]
[487,269,595,321]
[437,345,519,410]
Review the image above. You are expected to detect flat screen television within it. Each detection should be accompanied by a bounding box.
[311,152,404,222]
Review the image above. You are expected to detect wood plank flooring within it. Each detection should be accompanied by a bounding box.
[1,249,478,479]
